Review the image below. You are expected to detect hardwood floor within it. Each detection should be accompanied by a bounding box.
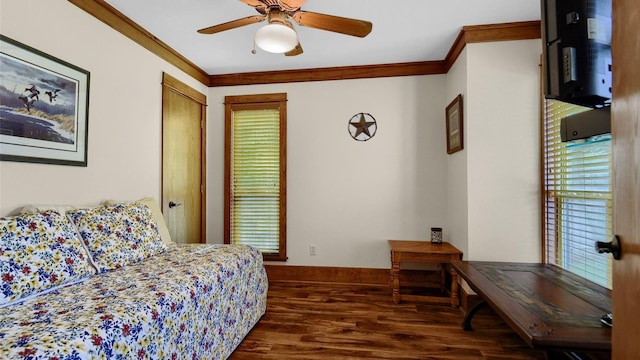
[231,281,545,359]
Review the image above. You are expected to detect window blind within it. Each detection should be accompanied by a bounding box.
[543,99,613,289]
[230,108,281,254]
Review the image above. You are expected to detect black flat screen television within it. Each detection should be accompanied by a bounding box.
[541,0,612,108]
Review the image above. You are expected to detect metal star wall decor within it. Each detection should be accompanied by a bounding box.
[348,113,377,141]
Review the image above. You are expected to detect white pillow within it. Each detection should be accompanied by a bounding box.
[20,204,77,215]
[103,197,174,245]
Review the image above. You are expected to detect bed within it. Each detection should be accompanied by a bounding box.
[0,200,268,360]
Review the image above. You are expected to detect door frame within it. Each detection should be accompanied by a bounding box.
[161,72,207,242]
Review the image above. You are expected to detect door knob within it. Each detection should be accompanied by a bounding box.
[595,235,621,260]
[168,201,182,209]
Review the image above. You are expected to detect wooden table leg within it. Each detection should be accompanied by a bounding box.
[389,251,394,294]
[391,258,400,303]
[450,267,460,307]
[462,300,488,330]
[389,267,394,291]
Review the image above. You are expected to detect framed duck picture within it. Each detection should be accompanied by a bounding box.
[0,35,90,166]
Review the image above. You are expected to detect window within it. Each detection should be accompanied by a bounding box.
[224,93,287,261]
[542,99,612,289]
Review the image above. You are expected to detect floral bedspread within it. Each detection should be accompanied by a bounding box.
[0,244,268,360]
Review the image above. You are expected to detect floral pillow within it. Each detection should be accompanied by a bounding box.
[67,202,167,273]
[0,210,96,306]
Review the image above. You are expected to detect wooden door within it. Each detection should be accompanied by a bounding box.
[611,0,639,357]
[162,73,206,244]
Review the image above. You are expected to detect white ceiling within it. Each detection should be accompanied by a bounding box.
[104,0,541,75]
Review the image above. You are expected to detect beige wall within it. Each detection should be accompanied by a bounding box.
[0,0,207,215]
[445,48,470,257]
[208,76,448,268]
[445,40,542,263]
[466,40,541,262]
[210,37,542,268]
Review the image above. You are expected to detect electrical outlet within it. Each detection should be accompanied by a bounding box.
[309,244,316,256]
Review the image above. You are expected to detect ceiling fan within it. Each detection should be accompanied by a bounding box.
[197,0,373,56]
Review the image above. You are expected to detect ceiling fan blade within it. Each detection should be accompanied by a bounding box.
[239,0,264,7]
[197,15,265,35]
[292,11,372,37]
[239,0,268,14]
[278,0,307,11]
[285,42,303,56]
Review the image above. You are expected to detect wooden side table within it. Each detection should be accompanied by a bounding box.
[388,240,463,307]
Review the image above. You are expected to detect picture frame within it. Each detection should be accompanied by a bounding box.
[0,35,90,166]
[445,94,463,154]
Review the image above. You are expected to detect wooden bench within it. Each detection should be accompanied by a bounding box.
[451,261,611,359]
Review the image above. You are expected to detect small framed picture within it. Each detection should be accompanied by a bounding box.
[0,35,90,166]
[446,94,463,154]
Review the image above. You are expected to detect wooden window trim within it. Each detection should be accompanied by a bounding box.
[224,93,287,262]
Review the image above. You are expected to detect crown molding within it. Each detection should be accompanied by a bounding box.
[68,0,210,85]
[66,0,540,87]
[444,20,542,71]
[209,61,448,87]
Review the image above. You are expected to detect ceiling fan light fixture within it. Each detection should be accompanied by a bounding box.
[254,22,298,53]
